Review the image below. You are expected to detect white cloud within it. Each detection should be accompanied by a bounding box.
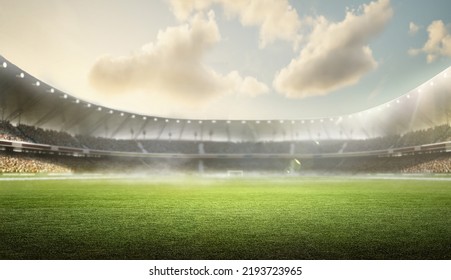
[409,20,451,63]
[273,0,393,99]
[409,22,420,35]
[169,0,302,48]
[89,11,268,107]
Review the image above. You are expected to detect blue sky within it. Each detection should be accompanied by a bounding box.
[0,0,450,120]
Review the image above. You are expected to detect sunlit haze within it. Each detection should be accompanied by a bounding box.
[0,0,450,120]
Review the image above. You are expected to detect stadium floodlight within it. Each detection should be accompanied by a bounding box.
[63,94,68,99]
[177,120,181,123]
[87,104,92,108]
[76,99,80,104]
[241,120,246,124]
[291,120,295,124]
[226,120,231,124]
[19,73,25,78]
[35,81,40,86]
[211,120,216,123]
[280,120,284,124]
[187,120,191,124]
[131,115,135,118]
[2,62,6,68]
[120,112,124,116]
[198,120,203,124]
[165,119,169,123]
[143,116,147,120]
[98,107,102,111]
[154,118,158,122]
[50,88,55,93]
[267,120,271,124]
[255,120,260,124]
[108,109,113,114]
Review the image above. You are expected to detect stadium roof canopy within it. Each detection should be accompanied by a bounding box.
[1,55,450,142]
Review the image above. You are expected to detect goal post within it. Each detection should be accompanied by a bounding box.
[227,170,244,177]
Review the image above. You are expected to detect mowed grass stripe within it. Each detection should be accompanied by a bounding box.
[0,178,450,259]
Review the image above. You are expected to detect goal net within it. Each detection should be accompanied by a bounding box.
[227,170,244,177]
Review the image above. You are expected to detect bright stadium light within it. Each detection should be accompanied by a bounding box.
[98,107,102,111]
[2,62,6,68]
[226,120,231,124]
[120,112,124,116]
[35,81,40,86]
[176,120,180,123]
[255,120,260,124]
[198,120,202,124]
[143,116,147,120]
[241,120,246,124]
[63,94,68,99]
[165,119,169,123]
[87,104,92,108]
[109,110,113,114]
[76,99,80,104]
[211,120,216,123]
[280,120,284,124]
[291,120,295,124]
[154,118,158,122]
[131,115,135,118]
[267,120,271,124]
[187,120,191,124]
[50,88,55,93]
[19,73,25,78]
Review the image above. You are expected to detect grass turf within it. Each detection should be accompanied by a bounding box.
[0,176,450,259]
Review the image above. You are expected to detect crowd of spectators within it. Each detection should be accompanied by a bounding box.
[0,121,450,156]
[300,153,451,174]
[0,121,29,142]
[0,152,72,173]
[140,140,199,154]
[17,124,82,147]
[1,149,450,174]
[395,124,451,147]
[76,135,141,152]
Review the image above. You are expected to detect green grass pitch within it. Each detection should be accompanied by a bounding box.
[0,176,450,259]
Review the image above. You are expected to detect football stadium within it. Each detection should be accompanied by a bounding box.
[1,55,450,260]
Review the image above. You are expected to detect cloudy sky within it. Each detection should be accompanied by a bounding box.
[1,0,450,120]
